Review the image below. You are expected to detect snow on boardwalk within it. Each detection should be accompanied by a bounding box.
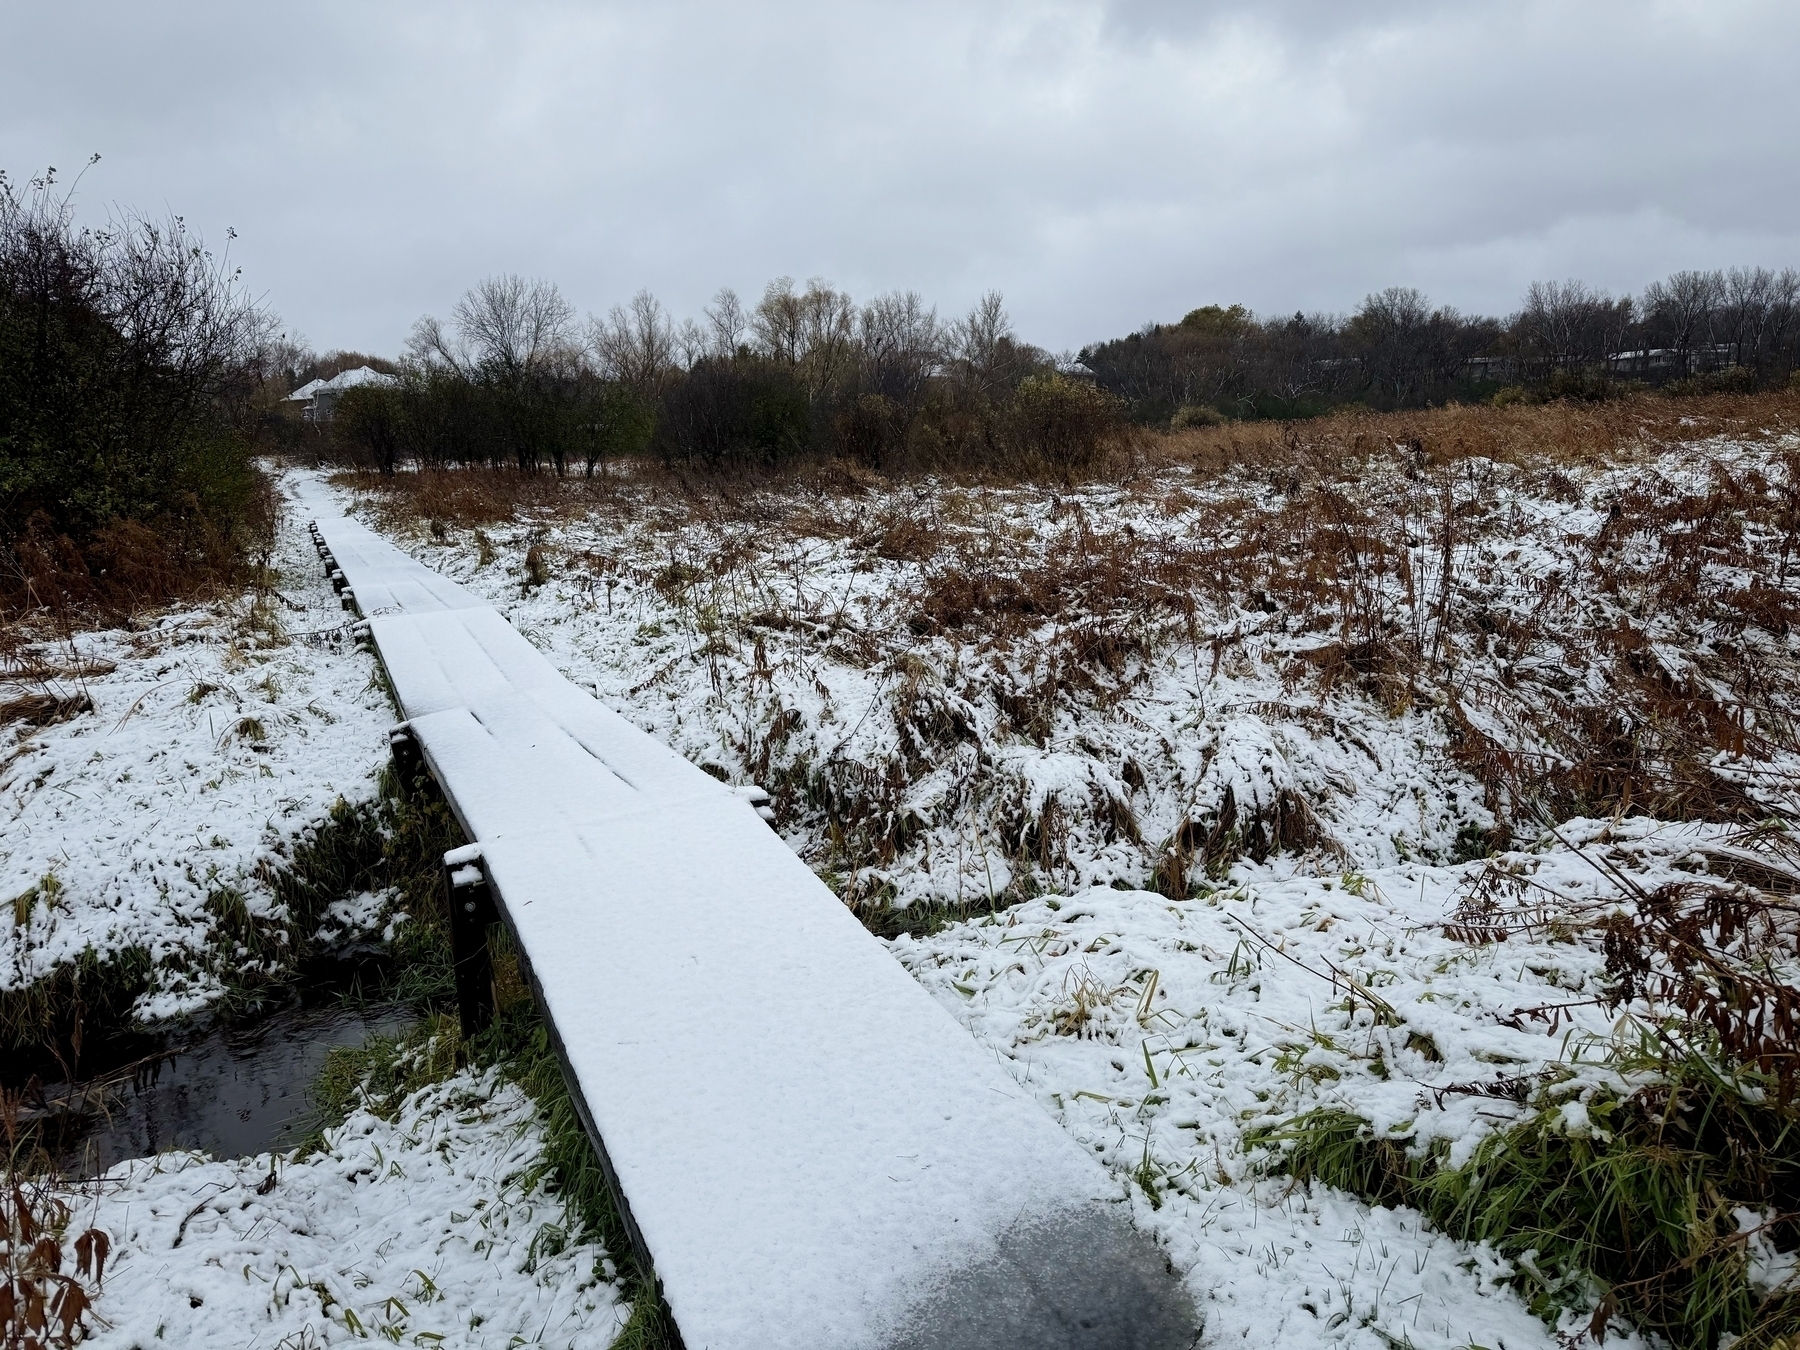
[296,478,1195,1350]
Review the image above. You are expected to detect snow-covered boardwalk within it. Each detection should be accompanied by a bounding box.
[297,480,1194,1350]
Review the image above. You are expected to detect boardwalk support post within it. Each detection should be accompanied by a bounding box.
[444,843,497,1036]
[387,722,423,787]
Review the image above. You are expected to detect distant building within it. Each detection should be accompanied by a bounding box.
[1464,355,1517,383]
[1606,344,1735,378]
[283,366,399,424]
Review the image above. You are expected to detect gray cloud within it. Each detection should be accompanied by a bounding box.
[3,1,1795,353]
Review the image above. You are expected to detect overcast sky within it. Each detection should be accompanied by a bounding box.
[4,1,1795,355]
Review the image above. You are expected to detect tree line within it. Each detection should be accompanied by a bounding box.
[1082,269,1800,425]
[326,263,1800,480]
[10,153,1795,612]
[329,276,1123,479]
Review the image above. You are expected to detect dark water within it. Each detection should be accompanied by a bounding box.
[23,1001,416,1176]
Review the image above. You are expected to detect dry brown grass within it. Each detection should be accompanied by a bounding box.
[328,454,899,535]
[0,693,93,730]
[339,391,1800,534]
[1,475,280,635]
[337,396,1800,891]
[1158,390,1800,477]
[328,467,596,533]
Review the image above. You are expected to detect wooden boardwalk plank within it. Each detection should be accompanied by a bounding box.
[369,606,723,802]
[296,480,1196,1350]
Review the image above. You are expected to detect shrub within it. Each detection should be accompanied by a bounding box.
[573,380,654,476]
[1667,365,1760,398]
[1170,402,1228,429]
[1545,367,1634,402]
[833,392,904,468]
[653,356,811,469]
[334,385,405,475]
[0,165,270,613]
[998,373,1126,481]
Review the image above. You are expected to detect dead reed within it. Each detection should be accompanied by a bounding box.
[1159,389,1800,476]
[1,1092,107,1348]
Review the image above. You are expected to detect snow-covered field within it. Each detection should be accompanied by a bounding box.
[10,435,1798,1348]
[1,474,392,1020]
[324,434,1796,1346]
[3,479,638,1346]
[79,1065,625,1349]
[361,434,1800,915]
[892,823,1692,1348]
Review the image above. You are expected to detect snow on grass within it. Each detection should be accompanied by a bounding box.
[887,820,1730,1348]
[347,474,1494,906]
[321,439,1800,1346]
[337,436,1800,905]
[81,1065,627,1350]
[1,474,393,1018]
[31,441,1787,1349]
[0,472,632,1348]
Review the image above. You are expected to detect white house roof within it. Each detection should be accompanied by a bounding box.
[284,367,399,402]
[323,366,400,391]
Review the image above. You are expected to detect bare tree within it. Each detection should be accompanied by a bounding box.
[1258,311,1349,405]
[1641,270,1724,372]
[407,274,574,375]
[704,287,748,356]
[752,277,858,397]
[796,279,858,397]
[751,277,805,364]
[460,274,574,370]
[1517,280,1633,374]
[954,291,1011,370]
[404,313,460,371]
[588,289,677,392]
[1769,269,1800,375]
[1348,287,1433,403]
[949,291,1026,403]
[675,317,708,369]
[860,290,942,408]
[1712,266,1800,371]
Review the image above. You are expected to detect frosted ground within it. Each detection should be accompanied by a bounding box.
[77,1067,625,1349]
[8,434,1798,1346]
[0,478,393,1019]
[2,476,630,1347]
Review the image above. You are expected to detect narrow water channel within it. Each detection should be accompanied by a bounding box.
[18,999,418,1176]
